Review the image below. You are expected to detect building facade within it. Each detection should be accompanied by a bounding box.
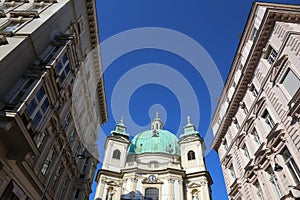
[211,2,300,200]
[0,0,107,199]
[94,115,212,200]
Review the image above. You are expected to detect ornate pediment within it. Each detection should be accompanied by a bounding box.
[187,182,201,188]
[253,144,271,169]
[253,97,266,116]
[270,55,288,83]
[243,116,256,133]
[266,125,285,150]
[235,132,246,148]
[222,154,233,167]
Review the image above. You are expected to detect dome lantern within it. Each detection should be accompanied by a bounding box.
[150,112,164,130]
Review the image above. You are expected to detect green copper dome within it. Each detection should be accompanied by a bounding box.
[128,129,181,156]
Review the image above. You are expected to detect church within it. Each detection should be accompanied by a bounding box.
[94,114,213,200]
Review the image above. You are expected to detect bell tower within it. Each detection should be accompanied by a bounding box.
[179,116,212,200]
[102,118,130,172]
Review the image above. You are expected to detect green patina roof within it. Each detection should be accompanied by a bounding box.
[128,130,181,156]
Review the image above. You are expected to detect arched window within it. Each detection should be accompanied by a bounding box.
[187,150,195,160]
[112,149,121,159]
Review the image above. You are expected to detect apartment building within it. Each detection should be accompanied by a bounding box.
[211,2,300,200]
[0,0,107,199]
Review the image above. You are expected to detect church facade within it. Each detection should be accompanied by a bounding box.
[94,114,212,200]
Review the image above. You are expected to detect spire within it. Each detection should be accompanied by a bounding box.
[110,116,129,137]
[187,115,191,125]
[150,112,164,130]
[180,115,199,138]
[119,116,124,125]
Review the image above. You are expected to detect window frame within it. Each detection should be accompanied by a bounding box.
[281,147,300,185]
[264,45,278,65]
[266,166,282,199]
[26,2,51,13]
[27,86,51,129]
[280,68,300,99]
[0,17,31,35]
[261,109,275,130]
[112,149,121,160]
[187,150,196,161]
[41,147,56,175]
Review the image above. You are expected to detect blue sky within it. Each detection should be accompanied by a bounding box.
[91,1,300,199]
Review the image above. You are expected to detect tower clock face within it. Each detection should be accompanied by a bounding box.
[148,175,157,182]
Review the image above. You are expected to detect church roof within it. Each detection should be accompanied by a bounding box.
[128,129,181,156]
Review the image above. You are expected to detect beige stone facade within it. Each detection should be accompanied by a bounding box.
[95,116,212,200]
[211,2,300,200]
[0,0,107,199]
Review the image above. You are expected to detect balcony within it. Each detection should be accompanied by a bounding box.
[0,112,36,160]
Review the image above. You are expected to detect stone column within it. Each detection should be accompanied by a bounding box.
[131,177,138,192]
[95,179,106,199]
[178,180,184,200]
[168,178,175,200]
[122,179,127,195]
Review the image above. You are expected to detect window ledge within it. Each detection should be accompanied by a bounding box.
[10,10,39,18]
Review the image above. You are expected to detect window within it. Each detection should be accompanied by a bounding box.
[28,3,48,12]
[34,131,47,149]
[56,52,71,83]
[250,27,258,41]
[243,144,250,161]
[0,3,20,13]
[187,150,195,160]
[265,46,278,65]
[149,160,158,168]
[261,110,275,129]
[235,121,240,130]
[229,164,236,179]
[267,166,282,199]
[224,139,229,151]
[280,68,300,98]
[252,129,261,146]
[52,165,63,190]
[281,148,300,184]
[41,147,55,175]
[27,86,50,128]
[254,180,264,200]
[75,189,80,199]
[0,21,23,32]
[243,106,249,114]
[59,180,68,200]
[252,87,258,97]
[63,112,71,130]
[112,149,121,159]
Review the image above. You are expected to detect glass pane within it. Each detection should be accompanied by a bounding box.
[281,69,300,97]
[1,21,22,32]
[41,98,49,113]
[33,111,42,127]
[27,99,37,116]
[62,53,68,64]
[36,87,45,102]
[29,5,44,12]
[65,63,70,75]
[56,61,63,74]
